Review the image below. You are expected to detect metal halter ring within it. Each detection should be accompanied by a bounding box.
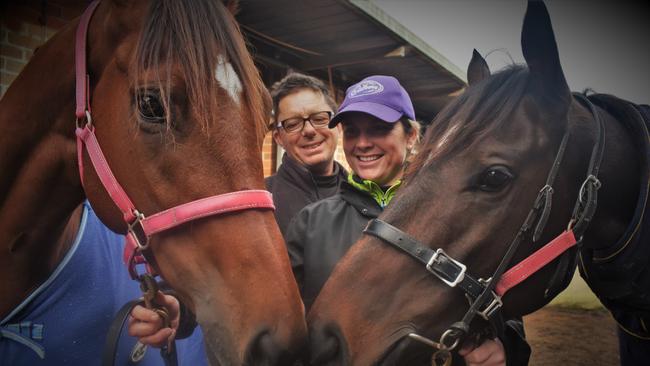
[75,110,93,129]
[128,209,150,250]
[438,328,461,351]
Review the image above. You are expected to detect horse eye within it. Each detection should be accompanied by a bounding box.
[137,91,166,123]
[478,166,514,192]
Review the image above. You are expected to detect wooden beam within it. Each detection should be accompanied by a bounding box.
[297,45,404,71]
[406,82,464,96]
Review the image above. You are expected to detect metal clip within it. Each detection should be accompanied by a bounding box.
[408,329,460,353]
[140,274,159,308]
[409,333,444,349]
[140,275,171,326]
[432,349,452,366]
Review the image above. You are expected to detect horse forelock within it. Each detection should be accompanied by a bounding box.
[406,65,530,178]
[134,0,269,139]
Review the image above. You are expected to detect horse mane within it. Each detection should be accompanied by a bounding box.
[406,64,530,177]
[135,0,270,138]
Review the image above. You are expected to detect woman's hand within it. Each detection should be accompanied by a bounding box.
[128,292,180,348]
[458,338,506,366]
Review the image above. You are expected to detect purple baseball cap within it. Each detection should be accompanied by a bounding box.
[329,75,415,127]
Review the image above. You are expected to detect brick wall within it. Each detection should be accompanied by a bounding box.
[0,1,86,97]
[262,132,276,177]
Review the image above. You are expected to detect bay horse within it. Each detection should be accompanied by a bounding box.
[0,0,306,365]
[307,1,647,365]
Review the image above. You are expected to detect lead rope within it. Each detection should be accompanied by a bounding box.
[102,273,178,366]
[138,274,177,366]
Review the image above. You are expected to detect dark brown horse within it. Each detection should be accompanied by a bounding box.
[0,1,306,364]
[308,2,646,365]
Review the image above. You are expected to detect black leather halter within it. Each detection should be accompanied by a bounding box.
[363,93,606,352]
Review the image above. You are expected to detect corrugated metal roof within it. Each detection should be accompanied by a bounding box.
[237,0,466,124]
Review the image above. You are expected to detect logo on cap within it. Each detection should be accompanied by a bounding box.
[348,80,384,98]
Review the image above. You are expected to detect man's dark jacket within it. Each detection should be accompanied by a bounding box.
[265,154,347,238]
[285,180,380,311]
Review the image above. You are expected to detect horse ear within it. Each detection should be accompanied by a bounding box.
[467,49,490,86]
[521,0,570,105]
[222,0,240,15]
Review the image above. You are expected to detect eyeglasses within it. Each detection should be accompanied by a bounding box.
[277,111,333,134]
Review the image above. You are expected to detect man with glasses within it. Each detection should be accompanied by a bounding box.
[266,72,348,237]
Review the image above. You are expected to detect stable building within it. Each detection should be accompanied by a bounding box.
[0,0,466,176]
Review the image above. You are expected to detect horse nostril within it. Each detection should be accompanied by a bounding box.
[245,330,292,366]
[309,323,348,366]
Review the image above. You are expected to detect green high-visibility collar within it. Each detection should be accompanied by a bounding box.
[347,173,402,208]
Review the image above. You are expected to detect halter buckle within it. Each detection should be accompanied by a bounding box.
[426,249,466,287]
[578,174,601,204]
[536,184,554,203]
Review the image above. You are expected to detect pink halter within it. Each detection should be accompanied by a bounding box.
[74,1,274,279]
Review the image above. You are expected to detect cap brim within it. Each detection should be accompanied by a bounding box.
[329,102,403,128]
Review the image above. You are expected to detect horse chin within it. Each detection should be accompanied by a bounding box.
[377,336,432,366]
[201,323,240,366]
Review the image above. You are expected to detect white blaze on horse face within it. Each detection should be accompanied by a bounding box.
[215,55,242,105]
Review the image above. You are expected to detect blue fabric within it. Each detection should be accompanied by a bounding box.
[0,201,207,365]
